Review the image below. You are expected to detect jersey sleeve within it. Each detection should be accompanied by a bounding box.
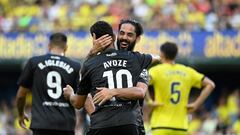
[76,62,91,95]
[135,52,152,69]
[188,67,204,89]
[17,59,34,89]
[138,69,150,85]
[72,63,81,92]
[148,66,156,85]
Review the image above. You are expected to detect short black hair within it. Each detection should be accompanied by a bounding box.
[118,19,143,37]
[160,42,178,60]
[90,21,114,39]
[49,33,67,49]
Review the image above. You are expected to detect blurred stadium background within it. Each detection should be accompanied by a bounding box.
[0,0,240,135]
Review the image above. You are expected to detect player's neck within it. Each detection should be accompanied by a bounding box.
[164,60,175,65]
[49,49,65,56]
[105,43,115,50]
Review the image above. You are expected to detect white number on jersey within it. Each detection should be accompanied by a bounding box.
[103,69,133,101]
[47,71,62,99]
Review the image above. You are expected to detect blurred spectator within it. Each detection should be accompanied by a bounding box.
[201,111,218,135]
[215,95,229,134]
[188,111,203,135]
[233,112,240,135]
[227,89,239,125]
[0,101,9,135]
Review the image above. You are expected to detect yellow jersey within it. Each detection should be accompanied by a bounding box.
[149,63,204,130]
[233,120,240,135]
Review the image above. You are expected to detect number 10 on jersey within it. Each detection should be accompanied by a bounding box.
[103,69,133,101]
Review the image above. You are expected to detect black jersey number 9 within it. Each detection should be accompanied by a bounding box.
[47,71,62,99]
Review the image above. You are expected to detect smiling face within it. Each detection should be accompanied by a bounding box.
[117,23,140,51]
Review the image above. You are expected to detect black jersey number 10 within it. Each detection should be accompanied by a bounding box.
[103,69,133,101]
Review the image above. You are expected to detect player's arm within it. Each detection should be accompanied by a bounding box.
[187,77,215,113]
[87,69,149,113]
[63,85,87,109]
[16,86,30,129]
[145,87,153,103]
[86,33,112,59]
[150,54,160,63]
[145,71,164,107]
[84,94,95,115]
[93,82,147,105]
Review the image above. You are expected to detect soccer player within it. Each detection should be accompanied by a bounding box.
[86,19,156,135]
[116,19,153,135]
[63,20,152,135]
[148,42,215,135]
[16,33,81,135]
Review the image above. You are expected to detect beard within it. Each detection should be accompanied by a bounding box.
[116,39,136,51]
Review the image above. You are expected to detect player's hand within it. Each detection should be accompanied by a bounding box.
[18,113,29,129]
[187,103,198,113]
[91,33,112,54]
[84,94,95,115]
[93,87,114,106]
[63,85,74,100]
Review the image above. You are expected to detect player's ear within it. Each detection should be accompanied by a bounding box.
[160,51,165,61]
[92,33,96,40]
[113,34,116,42]
[64,45,68,52]
[48,44,52,51]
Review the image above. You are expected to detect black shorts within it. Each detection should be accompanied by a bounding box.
[87,124,139,135]
[32,129,74,135]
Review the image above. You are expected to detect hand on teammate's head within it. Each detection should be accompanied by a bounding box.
[92,33,113,53]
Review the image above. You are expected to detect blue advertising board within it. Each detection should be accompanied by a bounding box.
[0,31,239,60]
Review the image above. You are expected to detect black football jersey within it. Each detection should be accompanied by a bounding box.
[137,68,150,131]
[77,48,152,129]
[17,54,81,131]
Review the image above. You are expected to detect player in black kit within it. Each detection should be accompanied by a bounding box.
[117,19,149,135]
[63,21,152,135]
[87,19,156,135]
[16,33,81,135]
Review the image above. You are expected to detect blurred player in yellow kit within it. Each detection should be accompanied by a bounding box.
[148,42,215,135]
